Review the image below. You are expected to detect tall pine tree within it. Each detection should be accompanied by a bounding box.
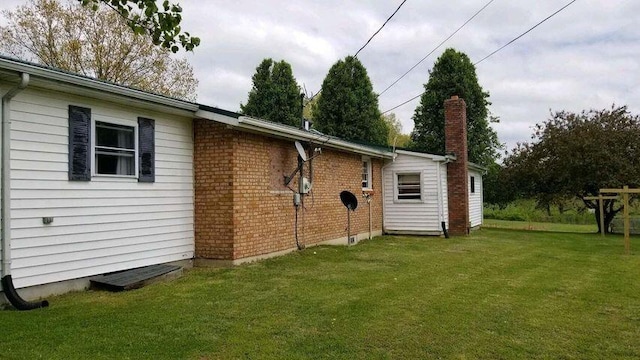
[241,58,302,127]
[313,56,388,145]
[411,48,500,165]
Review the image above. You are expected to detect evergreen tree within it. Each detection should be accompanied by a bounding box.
[411,48,500,165]
[313,56,388,145]
[241,58,302,127]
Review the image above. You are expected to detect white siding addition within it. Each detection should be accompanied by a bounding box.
[5,87,194,288]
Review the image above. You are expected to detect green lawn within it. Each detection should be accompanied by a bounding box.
[484,218,598,233]
[2,229,639,359]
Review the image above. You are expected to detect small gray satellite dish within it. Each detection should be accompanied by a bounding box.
[294,141,307,162]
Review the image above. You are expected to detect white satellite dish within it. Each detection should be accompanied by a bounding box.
[294,141,307,162]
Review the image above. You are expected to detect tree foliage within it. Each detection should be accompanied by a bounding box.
[240,58,302,127]
[313,56,388,145]
[382,113,411,148]
[78,0,199,52]
[411,48,500,165]
[303,94,320,120]
[482,161,518,208]
[1,0,198,101]
[503,105,640,233]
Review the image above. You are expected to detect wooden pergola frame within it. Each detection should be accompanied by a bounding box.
[585,186,638,254]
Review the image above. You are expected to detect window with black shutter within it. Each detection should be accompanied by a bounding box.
[68,105,155,182]
[68,105,92,181]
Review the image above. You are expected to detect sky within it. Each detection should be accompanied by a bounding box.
[2,0,639,154]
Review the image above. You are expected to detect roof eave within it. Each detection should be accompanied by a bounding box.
[0,57,199,113]
[239,116,393,158]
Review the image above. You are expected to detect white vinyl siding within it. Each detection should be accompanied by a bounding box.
[469,169,483,228]
[383,154,445,233]
[4,87,193,289]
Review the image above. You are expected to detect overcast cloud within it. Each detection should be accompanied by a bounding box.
[2,0,639,154]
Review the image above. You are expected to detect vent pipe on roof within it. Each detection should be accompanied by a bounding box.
[1,72,49,310]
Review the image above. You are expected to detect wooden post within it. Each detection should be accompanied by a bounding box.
[623,186,630,254]
[599,195,605,237]
[597,187,638,254]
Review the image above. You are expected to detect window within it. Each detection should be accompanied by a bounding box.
[470,176,476,193]
[95,121,136,176]
[396,173,421,201]
[68,105,155,182]
[362,157,372,189]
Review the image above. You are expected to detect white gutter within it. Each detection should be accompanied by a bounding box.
[1,73,29,278]
[395,149,451,162]
[237,116,394,158]
[195,109,239,127]
[0,57,199,112]
[468,161,488,174]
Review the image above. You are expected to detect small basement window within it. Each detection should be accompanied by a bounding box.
[362,157,372,189]
[95,121,136,176]
[396,173,421,201]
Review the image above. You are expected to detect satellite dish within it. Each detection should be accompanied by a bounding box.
[294,141,307,162]
[340,191,358,211]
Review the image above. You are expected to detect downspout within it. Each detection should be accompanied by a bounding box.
[1,73,49,310]
[438,156,455,239]
[380,152,397,235]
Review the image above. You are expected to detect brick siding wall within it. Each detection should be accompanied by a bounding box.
[194,120,236,259]
[194,119,384,261]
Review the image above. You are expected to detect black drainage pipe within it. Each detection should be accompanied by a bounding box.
[441,221,449,239]
[1,275,48,310]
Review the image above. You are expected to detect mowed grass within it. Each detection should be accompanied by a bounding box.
[1,229,640,359]
[484,218,598,233]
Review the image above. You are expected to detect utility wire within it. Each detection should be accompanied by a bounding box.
[354,0,408,58]
[382,93,423,114]
[382,0,578,114]
[308,0,408,101]
[474,0,578,65]
[379,0,495,97]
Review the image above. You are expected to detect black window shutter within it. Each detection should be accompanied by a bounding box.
[138,117,155,182]
[68,105,91,181]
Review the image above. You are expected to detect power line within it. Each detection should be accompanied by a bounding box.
[354,0,408,58]
[382,0,578,115]
[379,0,495,97]
[474,0,578,65]
[382,93,422,114]
[308,0,408,101]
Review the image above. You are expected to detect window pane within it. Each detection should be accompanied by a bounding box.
[397,173,421,200]
[96,122,134,149]
[95,148,135,175]
[362,161,369,188]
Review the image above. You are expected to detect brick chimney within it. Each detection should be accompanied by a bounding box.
[445,95,469,236]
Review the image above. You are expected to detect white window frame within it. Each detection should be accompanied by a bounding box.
[91,117,138,178]
[394,171,423,203]
[362,156,372,190]
[470,175,476,194]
